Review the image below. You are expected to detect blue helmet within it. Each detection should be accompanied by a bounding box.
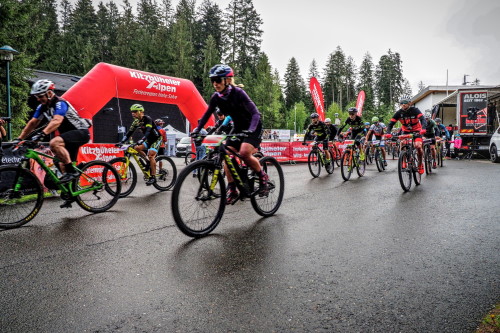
[209,64,234,78]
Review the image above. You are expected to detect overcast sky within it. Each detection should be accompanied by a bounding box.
[89,0,500,94]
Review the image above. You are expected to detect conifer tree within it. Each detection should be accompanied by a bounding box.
[283,57,306,110]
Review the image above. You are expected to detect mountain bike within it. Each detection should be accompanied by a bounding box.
[435,137,445,167]
[372,140,386,172]
[306,140,334,178]
[396,134,422,192]
[340,139,366,181]
[110,143,176,198]
[171,133,285,238]
[364,143,374,165]
[0,140,121,229]
[329,141,342,167]
[423,138,435,175]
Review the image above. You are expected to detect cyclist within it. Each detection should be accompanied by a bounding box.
[15,79,91,183]
[434,118,451,159]
[363,122,371,134]
[192,64,268,204]
[386,96,427,174]
[302,113,331,164]
[208,109,233,134]
[422,112,438,168]
[119,104,161,185]
[338,107,366,160]
[365,116,388,166]
[324,118,340,160]
[154,119,167,156]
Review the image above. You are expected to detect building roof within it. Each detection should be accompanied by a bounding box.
[29,69,81,93]
[412,85,497,104]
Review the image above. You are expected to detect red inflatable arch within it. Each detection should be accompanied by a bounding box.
[62,62,212,141]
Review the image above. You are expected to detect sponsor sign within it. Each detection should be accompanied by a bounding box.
[356,90,366,116]
[309,77,325,121]
[459,91,488,134]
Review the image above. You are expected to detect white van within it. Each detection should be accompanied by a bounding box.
[489,126,500,162]
[176,137,192,157]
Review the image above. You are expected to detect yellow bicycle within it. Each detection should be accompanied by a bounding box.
[110,143,177,197]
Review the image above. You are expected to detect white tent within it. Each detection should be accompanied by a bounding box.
[163,125,188,139]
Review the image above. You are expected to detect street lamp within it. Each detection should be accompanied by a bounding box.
[0,45,19,141]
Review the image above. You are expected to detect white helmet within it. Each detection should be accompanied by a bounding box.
[325,118,332,123]
[424,111,432,118]
[31,79,55,95]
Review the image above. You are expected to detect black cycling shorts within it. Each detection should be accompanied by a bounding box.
[226,123,263,150]
[59,129,90,161]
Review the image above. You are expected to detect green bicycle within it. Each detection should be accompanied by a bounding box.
[340,139,366,181]
[0,140,121,229]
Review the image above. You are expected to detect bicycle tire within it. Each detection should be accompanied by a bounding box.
[251,156,285,217]
[184,152,196,165]
[307,150,321,178]
[109,157,137,198]
[171,160,225,238]
[424,146,432,175]
[412,150,422,185]
[364,147,372,164]
[356,154,366,177]
[375,150,384,172]
[340,150,353,181]
[438,144,444,167]
[73,161,121,213]
[0,166,44,229]
[152,155,177,191]
[398,150,412,192]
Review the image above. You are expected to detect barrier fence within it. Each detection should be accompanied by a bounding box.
[0,141,349,190]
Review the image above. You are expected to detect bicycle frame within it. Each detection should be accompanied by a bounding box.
[120,145,152,178]
[16,147,104,197]
[201,134,258,198]
[310,141,327,165]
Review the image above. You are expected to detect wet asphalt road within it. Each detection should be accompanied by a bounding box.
[1,157,499,332]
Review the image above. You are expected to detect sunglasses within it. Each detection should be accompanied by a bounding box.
[35,93,46,99]
[210,77,223,84]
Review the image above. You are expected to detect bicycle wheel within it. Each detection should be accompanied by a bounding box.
[171,160,225,237]
[340,150,353,181]
[424,146,432,175]
[392,145,399,159]
[0,166,44,229]
[73,161,121,213]
[307,150,321,178]
[375,150,384,172]
[109,157,137,198]
[438,144,444,167]
[398,150,412,192]
[412,150,422,185]
[251,156,285,217]
[333,149,342,167]
[364,147,372,164]
[152,155,177,191]
[356,154,366,177]
[325,150,334,174]
[184,152,196,165]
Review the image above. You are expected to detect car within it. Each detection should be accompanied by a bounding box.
[489,125,500,163]
[176,136,192,157]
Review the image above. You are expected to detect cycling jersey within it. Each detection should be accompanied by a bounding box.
[339,116,363,133]
[197,85,261,134]
[326,124,338,140]
[124,115,160,143]
[369,122,387,136]
[387,107,426,133]
[33,96,91,133]
[424,119,438,138]
[436,123,450,139]
[305,121,330,141]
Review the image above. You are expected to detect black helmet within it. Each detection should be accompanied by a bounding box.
[435,118,442,123]
[310,113,319,119]
[348,107,358,114]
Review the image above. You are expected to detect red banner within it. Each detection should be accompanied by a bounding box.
[260,142,292,162]
[355,90,366,117]
[309,77,325,121]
